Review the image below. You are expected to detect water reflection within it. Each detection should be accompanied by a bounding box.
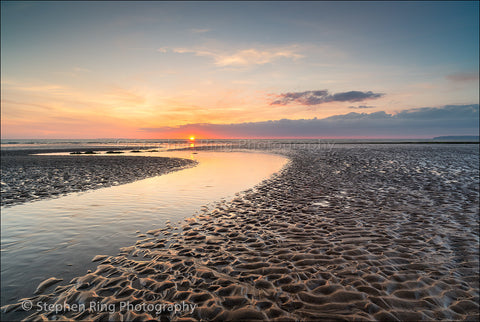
[1,150,287,305]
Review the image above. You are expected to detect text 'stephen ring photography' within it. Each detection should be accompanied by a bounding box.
[1,1,478,321]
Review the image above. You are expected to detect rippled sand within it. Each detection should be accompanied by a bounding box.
[1,150,196,207]
[2,144,479,321]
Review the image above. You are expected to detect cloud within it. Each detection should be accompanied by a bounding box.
[138,104,479,138]
[1,99,54,111]
[190,28,210,33]
[171,46,303,67]
[6,83,68,94]
[446,72,479,82]
[215,48,302,67]
[271,90,384,106]
[103,86,147,106]
[349,105,375,109]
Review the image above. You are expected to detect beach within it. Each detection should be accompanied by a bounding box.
[1,149,197,207]
[1,144,479,321]
[3,1,478,320]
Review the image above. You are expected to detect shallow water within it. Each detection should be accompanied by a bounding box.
[1,150,287,305]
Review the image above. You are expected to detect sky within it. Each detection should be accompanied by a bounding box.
[1,1,479,139]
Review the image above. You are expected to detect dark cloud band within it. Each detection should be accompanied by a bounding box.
[140,104,479,138]
[271,90,384,106]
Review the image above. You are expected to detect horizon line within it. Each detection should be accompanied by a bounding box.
[1,136,479,141]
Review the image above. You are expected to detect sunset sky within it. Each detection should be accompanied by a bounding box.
[1,1,478,139]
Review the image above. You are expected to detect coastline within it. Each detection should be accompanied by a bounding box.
[2,144,478,321]
[1,149,288,313]
[1,149,197,207]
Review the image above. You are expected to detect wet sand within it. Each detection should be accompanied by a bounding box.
[1,150,196,207]
[2,144,479,321]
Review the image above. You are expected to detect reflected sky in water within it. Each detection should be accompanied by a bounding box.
[1,150,287,305]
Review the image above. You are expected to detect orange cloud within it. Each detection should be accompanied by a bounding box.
[171,45,303,67]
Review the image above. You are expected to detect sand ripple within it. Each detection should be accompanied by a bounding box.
[1,151,196,206]
[2,145,478,321]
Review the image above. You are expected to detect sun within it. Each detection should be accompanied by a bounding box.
[189,136,195,141]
